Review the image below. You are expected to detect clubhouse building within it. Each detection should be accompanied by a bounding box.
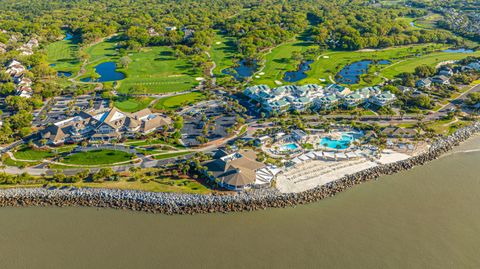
[39,107,171,145]
[204,149,278,190]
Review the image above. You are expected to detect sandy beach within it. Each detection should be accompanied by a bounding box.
[276,150,412,193]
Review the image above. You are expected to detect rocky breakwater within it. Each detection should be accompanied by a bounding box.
[0,122,479,214]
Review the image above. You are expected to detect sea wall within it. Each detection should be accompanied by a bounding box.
[0,121,479,214]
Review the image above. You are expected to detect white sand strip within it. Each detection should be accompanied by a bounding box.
[276,159,378,193]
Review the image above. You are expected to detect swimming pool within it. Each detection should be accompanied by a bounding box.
[319,132,362,150]
[281,143,299,151]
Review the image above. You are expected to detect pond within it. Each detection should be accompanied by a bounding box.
[283,60,313,82]
[335,60,390,84]
[443,48,474,53]
[222,59,258,80]
[64,32,73,41]
[80,62,125,82]
[57,71,72,77]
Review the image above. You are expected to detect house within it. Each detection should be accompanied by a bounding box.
[0,42,6,54]
[204,149,268,190]
[182,27,195,40]
[465,61,480,71]
[16,86,33,98]
[5,61,25,77]
[147,27,159,36]
[369,91,396,107]
[438,67,454,77]
[416,78,432,88]
[17,77,32,87]
[397,86,412,94]
[165,26,177,31]
[26,38,39,48]
[431,75,450,85]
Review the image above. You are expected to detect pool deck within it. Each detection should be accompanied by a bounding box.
[275,149,411,193]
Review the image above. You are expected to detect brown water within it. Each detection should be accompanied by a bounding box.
[0,137,479,269]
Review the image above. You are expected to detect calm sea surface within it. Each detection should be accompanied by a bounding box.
[0,136,479,269]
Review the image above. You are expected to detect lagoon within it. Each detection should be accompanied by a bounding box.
[443,48,475,53]
[283,60,313,82]
[222,59,258,80]
[57,71,72,77]
[336,60,390,84]
[81,62,125,82]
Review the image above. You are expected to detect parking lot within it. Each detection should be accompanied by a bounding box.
[33,95,109,126]
[181,101,238,146]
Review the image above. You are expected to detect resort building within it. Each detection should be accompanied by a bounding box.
[292,129,308,142]
[369,91,396,107]
[326,84,351,97]
[343,93,364,108]
[244,83,394,112]
[244,84,324,113]
[39,107,171,145]
[314,94,339,110]
[204,149,276,190]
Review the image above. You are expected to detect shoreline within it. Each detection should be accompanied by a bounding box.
[0,121,479,214]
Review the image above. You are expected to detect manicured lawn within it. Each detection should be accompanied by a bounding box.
[46,35,81,73]
[12,145,76,161]
[211,31,238,76]
[60,150,134,165]
[153,151,191,160]
[114,96,153,112]
[2,157,40,168]
[79,37,201,93]
[153,91,207,111]
[253,39,315,86]
[13,147,55,161]
[117,46,201,94]
[48,177,210,194]
[380,50,480,79]
[251,40,480,89]
[414,13,444,30]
